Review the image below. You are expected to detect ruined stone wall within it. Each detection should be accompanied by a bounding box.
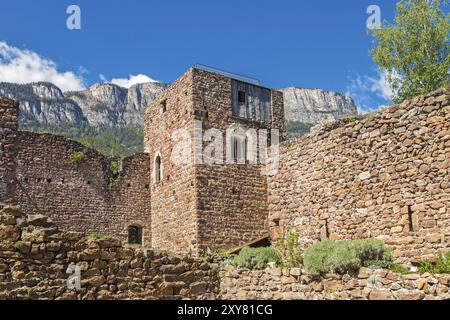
[0,204,218,300]
[3,204,449,301]
[268,89,450,263]
[14,131,151,245]
[0,97,18,203]
[144,69,198,255]
[220,266,450,300]
[192,68,285,253]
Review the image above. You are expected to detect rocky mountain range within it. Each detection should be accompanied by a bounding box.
[0,81,169,129]
[0,81,358,156]
[280,87,358,124]
[0,81,358,130]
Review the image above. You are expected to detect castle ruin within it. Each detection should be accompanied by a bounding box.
[0,66,449,262]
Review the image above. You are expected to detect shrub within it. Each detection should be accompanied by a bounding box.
[109,159,121,188]
[303,239,392,275]
[69,151,85,164]
[275,230,302,268]
[418,251,450,274]
[110,159,120,176]
[228,247,282,270]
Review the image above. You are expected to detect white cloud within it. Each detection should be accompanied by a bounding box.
[108,74,159,88]
[346,70,394,113]
[0,42,85,91]
[370,70,394,101]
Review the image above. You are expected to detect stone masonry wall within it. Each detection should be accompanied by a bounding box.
[16,132,151,246]
[220,266,450,300]
[0,204,218,300]
[268,88,450,263]
[192,68,285,253]
[0,97,18,203]
[144,67,285,255]
[2,203,449,301]
[14,131,151,246]
[144,68,198,255]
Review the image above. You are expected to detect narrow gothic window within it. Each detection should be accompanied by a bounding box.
[244,137,249,162]
[408,205,414,232]
[128,226,143,245]
[232,137,239,162]
[155,155,162,184]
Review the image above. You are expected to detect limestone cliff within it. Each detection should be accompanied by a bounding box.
[280,87,358,124]
[0,81,168,129]
[0,82,357,142]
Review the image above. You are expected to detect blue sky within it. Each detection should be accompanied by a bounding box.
[0,0,400,110]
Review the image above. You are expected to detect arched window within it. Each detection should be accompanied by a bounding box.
[232,136,245,163]
[155,155,162,184]
[128,226,143,245]
[228,126,257,164]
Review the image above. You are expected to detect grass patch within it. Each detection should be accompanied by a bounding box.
[86,232,110,241]
[344,115,359,122]
[13,241,25,251]
[418,252,450,274]
[69,151,86,164]
[363,259,410,274]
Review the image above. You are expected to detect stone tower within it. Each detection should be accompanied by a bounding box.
[0,97,19,203]
[144,66,285,255]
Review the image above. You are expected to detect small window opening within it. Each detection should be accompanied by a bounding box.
[238,91,246,104]
[232,137,239,162]
[160,100,167,113]
[47,178,52,183]
[408,205,414,232]
[155,155,162,184]
[325,219,330,239]
[144,184,149,189]
[128,226,143,245]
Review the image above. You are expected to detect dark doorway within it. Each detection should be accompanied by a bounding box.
[128,226,143,245]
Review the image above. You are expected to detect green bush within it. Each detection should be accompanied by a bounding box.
[69,151,86,164]
[418,252,450,274]
[275,230,302,268]
[303,239,392,275]
[228,247,282,270]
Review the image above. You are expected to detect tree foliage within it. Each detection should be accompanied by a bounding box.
[370,0,449,103]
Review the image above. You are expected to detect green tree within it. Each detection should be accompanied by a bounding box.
[370,0,449,103]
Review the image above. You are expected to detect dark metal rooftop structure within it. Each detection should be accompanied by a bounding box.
[194,64,261,86]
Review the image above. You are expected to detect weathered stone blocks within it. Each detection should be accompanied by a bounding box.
[268,88,450,263]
